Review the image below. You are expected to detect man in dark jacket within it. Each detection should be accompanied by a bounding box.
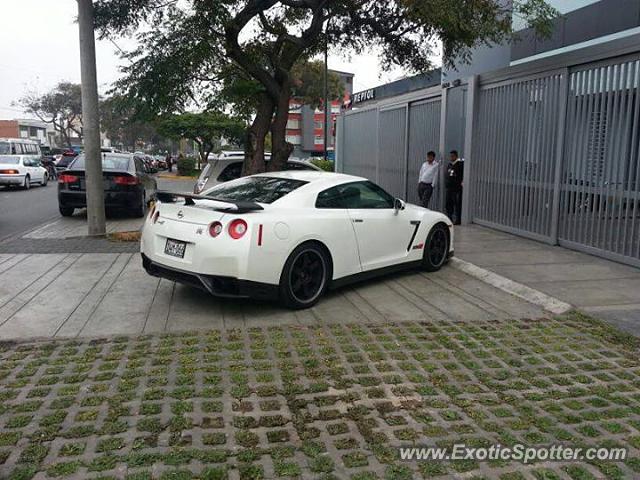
[445,150,464,225]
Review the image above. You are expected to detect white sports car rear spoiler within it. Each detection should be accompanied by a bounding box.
[156,191,264,213]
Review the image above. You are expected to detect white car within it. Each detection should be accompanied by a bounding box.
[193,155,321,193]
[0,155,49,189]
[142,171,454,309]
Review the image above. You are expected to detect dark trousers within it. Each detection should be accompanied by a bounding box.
[418,182,434,209]
[446,187,463,224]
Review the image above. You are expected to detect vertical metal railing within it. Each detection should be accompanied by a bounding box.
[471,71,564,243]
[558,55,640,266]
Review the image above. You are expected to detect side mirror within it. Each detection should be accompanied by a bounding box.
[394,198,406,213]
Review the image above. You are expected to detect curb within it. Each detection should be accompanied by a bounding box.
[157,174,198,181]
[449,257,573,315]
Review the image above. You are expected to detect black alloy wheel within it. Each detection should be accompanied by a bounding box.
[280,244,329,309]
[422,224,449,271]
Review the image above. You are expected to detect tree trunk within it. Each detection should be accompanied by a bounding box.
[243,93,274,176]
[267,85,293,172]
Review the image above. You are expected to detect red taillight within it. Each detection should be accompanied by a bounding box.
[228,219,248,239]
[114,175,139,185]
[58,174,79,184]
[209,221,223,238]
[152,211,160,224]
[0,169,19,174]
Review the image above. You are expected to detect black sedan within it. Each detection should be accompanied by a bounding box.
[58,153,157,218]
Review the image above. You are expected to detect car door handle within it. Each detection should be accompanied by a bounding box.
[352,219,364,223]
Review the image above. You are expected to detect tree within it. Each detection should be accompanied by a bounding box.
[100,94,163,151]
[17,82,84,148]
[157,112,246,166]
[292,60,344,109]
[95,0,556,174]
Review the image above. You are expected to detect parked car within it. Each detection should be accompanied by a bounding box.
[0,138,42,156]
[55,150,78,172]
[58,152,157,217]
[154,155,168,170]
[0,155,49,189]
[193,155,321,193]
[143,171,453,309]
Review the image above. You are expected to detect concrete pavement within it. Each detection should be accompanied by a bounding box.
[455,225,640,335]
[0,252,544,340]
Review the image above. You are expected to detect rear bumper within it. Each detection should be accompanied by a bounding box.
[0,174,25,186]
[141,253,278,301]
[59,190,141,209]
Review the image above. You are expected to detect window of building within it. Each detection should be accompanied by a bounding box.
[286,118,300,129]
[314,121,323,130]
[286,135,301,145]
[314,135,324,145]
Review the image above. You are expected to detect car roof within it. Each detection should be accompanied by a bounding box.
[254,170,365,184]
[0,138,40,143]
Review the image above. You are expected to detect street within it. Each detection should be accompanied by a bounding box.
[0,183,59,243]
[0,175,194,245]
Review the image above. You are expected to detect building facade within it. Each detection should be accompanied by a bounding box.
[337,0,640,268]
[0,119,56,147]
[287,70,354,159]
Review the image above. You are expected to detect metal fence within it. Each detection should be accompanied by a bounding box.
[471,71,564,242]
[338,93,442,210]
[337,51,640,267]
[558,56,640,264]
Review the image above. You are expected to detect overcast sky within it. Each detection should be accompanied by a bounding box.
[0,1,440,120]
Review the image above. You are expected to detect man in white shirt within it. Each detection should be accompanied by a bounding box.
[418,151,439,208]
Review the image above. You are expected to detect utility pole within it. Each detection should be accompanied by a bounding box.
[323,25,329,162]
[77,0,106,236]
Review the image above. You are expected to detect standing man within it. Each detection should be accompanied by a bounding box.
[445,150,464,225]
[166,153,173,173]
[418,151,439,209]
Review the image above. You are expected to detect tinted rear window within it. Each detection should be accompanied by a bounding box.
[205,176,307,204]
[0,142,11,155]
[70,154,131,171]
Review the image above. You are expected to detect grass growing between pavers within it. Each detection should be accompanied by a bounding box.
[0,312,638,479]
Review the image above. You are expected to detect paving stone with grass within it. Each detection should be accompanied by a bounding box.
[0,312,639,479]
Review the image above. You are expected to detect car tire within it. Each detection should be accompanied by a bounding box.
[42,174,48,186]
[132,191,146,218]
[23,175,30,190]
[422,223,450,272]
[279,243,331,310]
[59,206,74,217]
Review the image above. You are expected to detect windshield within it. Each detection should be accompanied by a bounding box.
[204,176,307,204]
[0,142,10,155]
[71,154,131,171]
[0,155,19,164]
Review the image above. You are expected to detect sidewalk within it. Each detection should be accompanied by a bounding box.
[455,225,640,336]
[0,253,543,340]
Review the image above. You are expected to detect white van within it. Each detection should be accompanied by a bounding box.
[0,138,42,156]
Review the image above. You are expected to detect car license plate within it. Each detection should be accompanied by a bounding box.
[165,239,187,258]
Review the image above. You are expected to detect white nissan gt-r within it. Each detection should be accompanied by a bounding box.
[141,171,454,309]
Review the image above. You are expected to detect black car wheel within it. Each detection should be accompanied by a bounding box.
[59,206,74,217]
[132,191,146,218]
[23,175,30,190]
[279,243,330,309]
[41,174,48,186]
[422,223,449,272]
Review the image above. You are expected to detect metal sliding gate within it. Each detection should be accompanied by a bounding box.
[471,53,640,266]
[339,95,442,211]
[559,56,640,265]
[472,71,564,242]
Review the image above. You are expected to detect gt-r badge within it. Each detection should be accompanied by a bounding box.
[196,227,204,235]
[177,210,184,219]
